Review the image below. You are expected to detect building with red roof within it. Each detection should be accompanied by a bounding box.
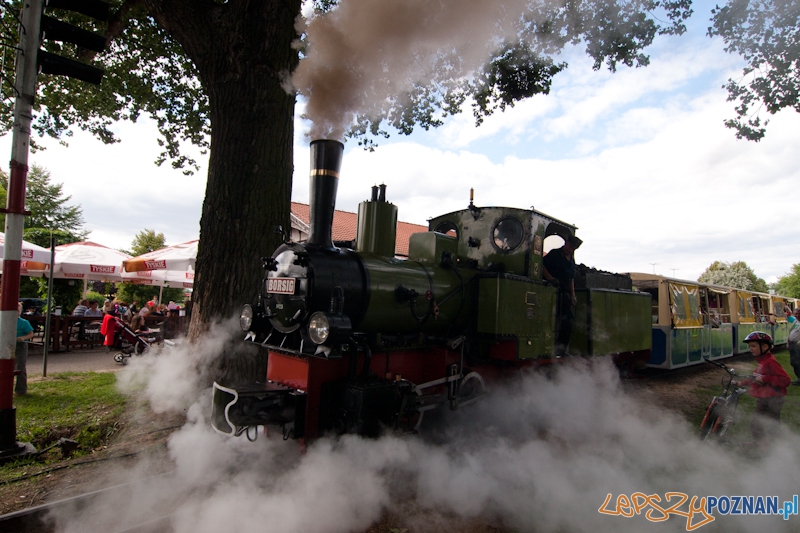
[289,202,427,257]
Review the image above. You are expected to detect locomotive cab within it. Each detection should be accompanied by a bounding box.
[427,204,578,280]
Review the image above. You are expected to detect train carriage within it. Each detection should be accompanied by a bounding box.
[733,290,787,354]
[629,274,735,369]
[632,274,794,368]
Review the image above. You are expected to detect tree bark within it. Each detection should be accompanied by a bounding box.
[141,0,301,378]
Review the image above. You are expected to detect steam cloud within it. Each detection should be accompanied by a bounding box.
[50,327,800,533]
[291,0,540,140]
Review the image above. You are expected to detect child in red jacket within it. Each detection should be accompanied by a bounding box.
[739,332,791,443]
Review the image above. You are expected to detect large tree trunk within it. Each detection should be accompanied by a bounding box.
[143,0,302,379]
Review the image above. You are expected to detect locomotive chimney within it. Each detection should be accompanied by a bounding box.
[307,139,344,250]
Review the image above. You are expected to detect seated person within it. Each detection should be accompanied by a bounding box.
[72,299,89,316]
[84,300,103,317]
[130,308,150,333]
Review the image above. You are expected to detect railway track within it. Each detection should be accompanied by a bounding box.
[0,474,175,533]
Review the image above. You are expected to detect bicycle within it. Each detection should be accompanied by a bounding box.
[699,358,750,441]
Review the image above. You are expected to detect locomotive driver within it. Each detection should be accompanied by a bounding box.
[737,331,791,444]
[543,234,582,357]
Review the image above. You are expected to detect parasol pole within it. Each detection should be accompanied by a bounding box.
[42,234,56,377]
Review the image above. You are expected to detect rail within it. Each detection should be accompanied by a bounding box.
[0,474,175,533]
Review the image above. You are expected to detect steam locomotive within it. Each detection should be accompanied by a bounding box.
[211,140,652,442]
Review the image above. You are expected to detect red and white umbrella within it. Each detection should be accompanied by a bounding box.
[0,232,54,272]
[52,241,130,281]
[123,240,197,273]
[121,268,194,289]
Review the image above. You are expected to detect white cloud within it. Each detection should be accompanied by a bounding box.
[328,85,800,282]
[0,119,207,251]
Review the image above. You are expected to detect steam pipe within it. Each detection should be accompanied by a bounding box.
[371,185,378,202]
[378,184,386,202]
[307,140,344,250]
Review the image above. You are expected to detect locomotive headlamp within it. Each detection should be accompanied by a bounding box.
[308,312,330,344]
[307,311,353,345]
[240,304,254,331]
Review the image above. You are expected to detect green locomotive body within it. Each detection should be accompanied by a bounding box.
[212,140,652,441]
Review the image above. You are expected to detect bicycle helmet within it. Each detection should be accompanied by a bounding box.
[744,331,773,346]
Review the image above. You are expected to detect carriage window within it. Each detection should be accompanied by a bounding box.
[433,221,458,238]
[706,290,731,325]
[738,293,755,323]
[774,299,785,319]
[668,282,702,327]
[492,217,524,253]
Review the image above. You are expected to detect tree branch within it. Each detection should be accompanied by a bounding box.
[77,0,142,61]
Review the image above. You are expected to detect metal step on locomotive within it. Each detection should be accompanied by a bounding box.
[211,140,652,443]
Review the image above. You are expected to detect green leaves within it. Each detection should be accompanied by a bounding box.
[1,0,693,157]
[698,260,769,293]
[127,228,166,257]
[472,42,566,125]
[710,0,800,141]
[326,0,694,147]
[775,264,800,299]
[0,164,88,241]
[0,0,209,173]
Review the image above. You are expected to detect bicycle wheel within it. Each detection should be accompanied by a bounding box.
[700,405,722,441]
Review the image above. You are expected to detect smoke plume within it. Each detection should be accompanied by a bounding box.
[291,0,537,140]
[49,332,800,532]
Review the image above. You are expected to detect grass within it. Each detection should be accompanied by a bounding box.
[692,347,800,441]
[6,372,126,464]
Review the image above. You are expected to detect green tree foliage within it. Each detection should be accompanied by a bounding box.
[0,165,85,298]
[126,228,166,257]
[37,278,83,312]
[775,264,800,298]
[0,165,87,242]
[116,229,182,306]
[115,283,184,307]
[698,260,769,292]
[0,0,692,334]
[21,228,81,248]
[709,0,800,141]
[19,277,40,298]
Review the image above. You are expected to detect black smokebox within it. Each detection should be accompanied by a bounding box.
[307,139,344,250]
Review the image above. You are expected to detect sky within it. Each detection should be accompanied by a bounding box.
[1,0,798,284]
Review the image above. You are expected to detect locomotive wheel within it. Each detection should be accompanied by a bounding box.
[395,390,425,434]
[456,371,486,407]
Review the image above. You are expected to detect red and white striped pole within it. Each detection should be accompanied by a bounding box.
[0,0,42,458]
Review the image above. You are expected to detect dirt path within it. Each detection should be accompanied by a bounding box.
[623,354,756,419]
